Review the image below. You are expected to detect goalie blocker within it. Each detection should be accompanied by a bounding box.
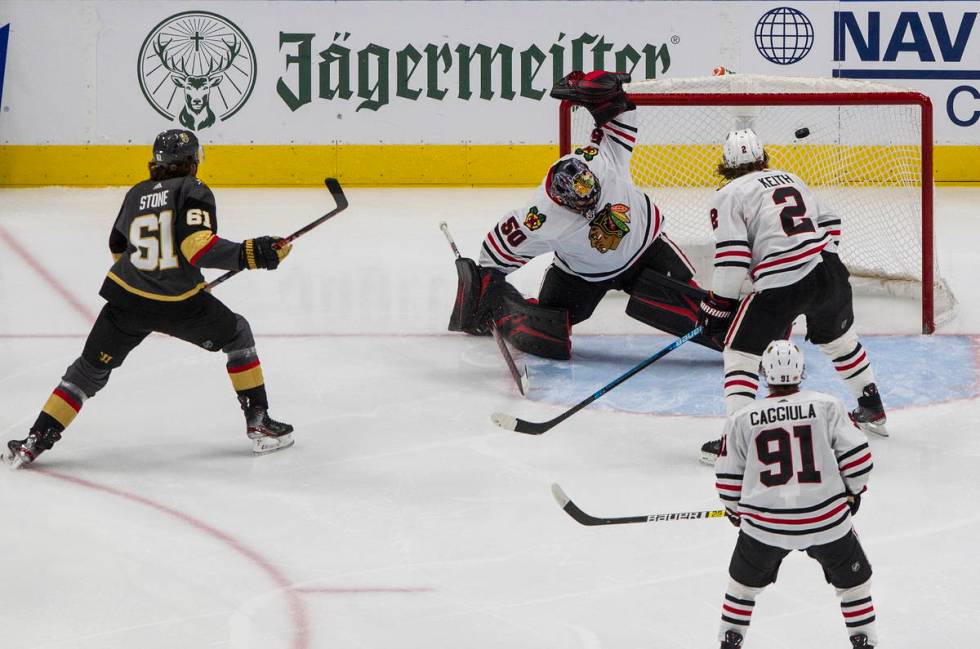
[448,258,571,359]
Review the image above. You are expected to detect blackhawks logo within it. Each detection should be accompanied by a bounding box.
[588,203,631,253]
[524,206,546,230]
[138,11,257,131]
[574,145,600,161]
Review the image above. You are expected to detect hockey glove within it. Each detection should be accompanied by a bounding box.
[241,236,292,270]
[698,292,738,342]
[724,507,741,528]
[550,70,636,126]
[847,491,862,516]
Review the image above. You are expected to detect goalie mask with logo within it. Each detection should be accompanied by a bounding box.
[588,203,631,253]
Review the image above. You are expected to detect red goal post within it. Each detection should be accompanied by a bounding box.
[559,76,949,334]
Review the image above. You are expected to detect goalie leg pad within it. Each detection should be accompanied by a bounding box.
[625,270,722,351]
[448,257,487,335]
[496,293,571,360]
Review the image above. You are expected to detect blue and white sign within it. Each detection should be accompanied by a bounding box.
[755,7,814,65]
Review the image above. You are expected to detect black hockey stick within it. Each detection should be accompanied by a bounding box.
[551,483,725,526]
[440,221,529,396]
[491,326,701,435]
[206,178,349,290]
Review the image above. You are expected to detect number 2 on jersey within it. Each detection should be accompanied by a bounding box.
[756,424,822,487]
[772,186,815,236]
[129,211,178,271]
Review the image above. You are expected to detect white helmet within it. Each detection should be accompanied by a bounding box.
[723,129,766,168]
[760,340,805,386]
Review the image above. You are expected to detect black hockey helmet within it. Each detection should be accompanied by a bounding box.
[152,129,203,165]
[546,157,601,214]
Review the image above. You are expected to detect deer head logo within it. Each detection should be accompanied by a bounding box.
[154,35,240,130]
[138,12,256,131]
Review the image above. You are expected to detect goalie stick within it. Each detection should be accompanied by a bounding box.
[440,221,529,396]
[551,483,725,526]
[206,177,349,290]
[491,326,701,435]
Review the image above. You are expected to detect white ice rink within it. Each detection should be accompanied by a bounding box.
[1,185,978,648]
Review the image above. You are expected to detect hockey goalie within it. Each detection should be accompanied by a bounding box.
[448,70,717,360]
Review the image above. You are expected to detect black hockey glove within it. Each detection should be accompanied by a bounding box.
[550,70,636,126]
[241,236,292,270]
[725,508,741,528]
[847,491,862,516]
[698,292,739,342]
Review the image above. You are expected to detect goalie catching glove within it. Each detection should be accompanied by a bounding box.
[550,70,636,126]
[241,236,292,270]
[698,292,738,342]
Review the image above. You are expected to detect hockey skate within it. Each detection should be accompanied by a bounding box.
[239,396,294,455]
[849,633,874,648]
[700,438,722,465]
[4,427,62,469]
[720,630,743,649]
[849,383,888,437]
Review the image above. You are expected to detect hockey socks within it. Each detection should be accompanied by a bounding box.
[723,349,760,415]
[819,327,876,400]
[839,582,878,645]
[226,347,267,407]
[36,381,87,433]
[718,580,763,644]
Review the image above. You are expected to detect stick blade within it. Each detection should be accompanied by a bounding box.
[324,177,348,210]
[490,412,518,431]
[550,483,570,508]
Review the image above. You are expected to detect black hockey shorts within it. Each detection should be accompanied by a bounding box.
[538,235,695,325]
[82,292,240,370]
[729,530,872,589]
[725,252,855,355]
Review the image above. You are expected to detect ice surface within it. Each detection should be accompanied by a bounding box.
[0,186,977,648]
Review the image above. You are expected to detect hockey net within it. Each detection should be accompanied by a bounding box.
[562,74,955,333]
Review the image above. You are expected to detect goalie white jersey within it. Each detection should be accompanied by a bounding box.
[478,110,665,283]
[710,169,841,300]
[715,389,873,550]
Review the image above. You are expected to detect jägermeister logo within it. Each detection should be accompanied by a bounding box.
[138,11,256,131]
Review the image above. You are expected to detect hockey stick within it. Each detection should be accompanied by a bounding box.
[439,221,529,396]
[205,178,349,290]
[491,326,702,435]
[551,483,725,526]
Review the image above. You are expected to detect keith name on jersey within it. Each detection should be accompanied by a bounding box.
[749,402,817,426]
[756,173,794,189]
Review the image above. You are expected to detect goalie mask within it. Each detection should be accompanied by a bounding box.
[547,158,601,214]
[760,340,805,386]
[722,128,765,169]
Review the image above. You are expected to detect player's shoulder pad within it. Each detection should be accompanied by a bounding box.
[183,176,216,205]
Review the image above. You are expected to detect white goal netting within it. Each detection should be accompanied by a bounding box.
[567,74,955,331]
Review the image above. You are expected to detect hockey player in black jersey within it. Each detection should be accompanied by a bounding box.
[5,129,294,467]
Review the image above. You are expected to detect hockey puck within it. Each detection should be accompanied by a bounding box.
[795,127,811,139]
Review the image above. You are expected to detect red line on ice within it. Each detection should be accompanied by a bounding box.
[0,224,97,323]
[36,468,311,649]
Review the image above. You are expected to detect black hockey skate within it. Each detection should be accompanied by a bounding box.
[849,633,874,648]
[239,396,294,455]
[700,438,722,465]
[5,427,62,469]
[720,630,743,649]
[849,383,888,437]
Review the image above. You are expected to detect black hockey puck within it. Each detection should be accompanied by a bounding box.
[795,127,811,139]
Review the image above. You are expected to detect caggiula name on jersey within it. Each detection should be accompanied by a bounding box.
[749,402,818,426]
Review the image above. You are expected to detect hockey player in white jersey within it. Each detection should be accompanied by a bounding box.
[700,129,886,462]
[448,71,711,359]
[714,340,877,649]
